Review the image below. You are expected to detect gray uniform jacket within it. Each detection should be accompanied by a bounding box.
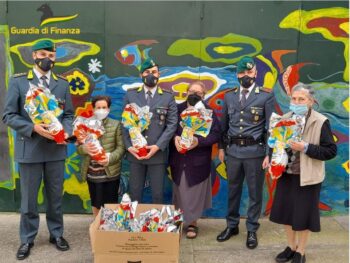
[220,85,275,158]
[122,86,178,164]
[2,70,74,163]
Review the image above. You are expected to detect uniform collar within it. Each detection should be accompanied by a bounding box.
[239,83,255,96]
[144,86,157,97]
[137,85,163,95]
[33,66,51,83]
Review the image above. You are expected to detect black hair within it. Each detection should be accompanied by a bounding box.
[91,95,112,108]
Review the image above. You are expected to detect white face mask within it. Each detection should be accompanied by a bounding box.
[94,109,109,120]
[194,100,205,110]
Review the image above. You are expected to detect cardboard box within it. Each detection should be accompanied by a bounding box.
[90,204,182,263]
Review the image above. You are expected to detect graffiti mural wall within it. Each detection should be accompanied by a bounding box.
[0,1,348,216]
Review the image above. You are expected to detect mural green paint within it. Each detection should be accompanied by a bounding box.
[0,25,17,190]
[167,33,262,64]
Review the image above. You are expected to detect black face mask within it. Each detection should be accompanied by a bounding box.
[238,75,256,89]
[187,93,202,106]
[142,74,158,88]
[35,57,54,72]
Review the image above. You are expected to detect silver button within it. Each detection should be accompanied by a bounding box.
[240,119,243,122]
[240,127,243,130]
[240,111,244,114]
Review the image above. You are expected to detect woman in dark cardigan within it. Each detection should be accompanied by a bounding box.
[169,81,221,239]
[269,83,337,263]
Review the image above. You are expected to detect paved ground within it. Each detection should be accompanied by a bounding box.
[0,213,348,263]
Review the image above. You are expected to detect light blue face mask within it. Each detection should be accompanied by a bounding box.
[289,103,309,115]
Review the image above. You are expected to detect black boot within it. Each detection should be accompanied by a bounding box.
[49,236,70,251]
[291,252,306,263]
[16,243,34,260]
[246,231,258,249]
[216,227,239,242]
[275,247,296,262]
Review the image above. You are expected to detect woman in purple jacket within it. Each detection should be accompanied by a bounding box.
[169,81,221,239]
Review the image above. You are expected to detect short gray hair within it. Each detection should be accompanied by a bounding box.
[292,82,315,100]
[187,81,206,94]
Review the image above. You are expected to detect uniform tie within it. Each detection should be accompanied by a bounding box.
[240,88,249,108]
[146,90,153,105]
[40,75,49,89]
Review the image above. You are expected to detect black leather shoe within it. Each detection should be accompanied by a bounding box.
[49,237,70,251]
[291,252,306,263]
[246,231,258,249]
[216,227,239,242]
[276,247,296,262]
[16,243,34,260]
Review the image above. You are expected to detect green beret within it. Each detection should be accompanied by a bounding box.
[237,56,256,73]
[140,58,158,73]
[32,39,56,52]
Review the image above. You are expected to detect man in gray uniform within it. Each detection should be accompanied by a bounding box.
[122,58,177,204]
[2,39,74,260]
[217,56,275,249]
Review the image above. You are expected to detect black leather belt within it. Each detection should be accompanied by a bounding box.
[228,136,264,146]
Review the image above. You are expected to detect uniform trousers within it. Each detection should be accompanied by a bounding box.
[18,160,65,243]
[226,155,265,232]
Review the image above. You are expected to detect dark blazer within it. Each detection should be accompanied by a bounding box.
[219,85,275,158]
[169,101,221,187]
[122,86,178,165]
[2,70,74,163]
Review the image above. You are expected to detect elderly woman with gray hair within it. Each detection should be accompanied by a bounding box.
[269,83,337,263]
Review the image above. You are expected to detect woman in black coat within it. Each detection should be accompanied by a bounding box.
[169,81,221,239]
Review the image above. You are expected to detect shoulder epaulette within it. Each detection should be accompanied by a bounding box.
[127,87,140,92]
[227,87,239,93]
[260,87,272,93]
[13,72,26,78]
[161,89,172,94]
[57,74,67,81]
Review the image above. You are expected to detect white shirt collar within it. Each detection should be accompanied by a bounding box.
[33,67,51,85]
[144,86,157,97]
[240,83,255,98]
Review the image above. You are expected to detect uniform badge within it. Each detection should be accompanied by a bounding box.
[156,107,168,125]
[254,115,259,121]
[246,62,253,69]
[159,114,165,124]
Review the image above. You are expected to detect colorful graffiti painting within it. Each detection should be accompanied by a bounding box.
[280,7,349,81]
[168,33,262,64]
[0,3,348,217]
[116,40,158,71]
[10,38,100,68]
